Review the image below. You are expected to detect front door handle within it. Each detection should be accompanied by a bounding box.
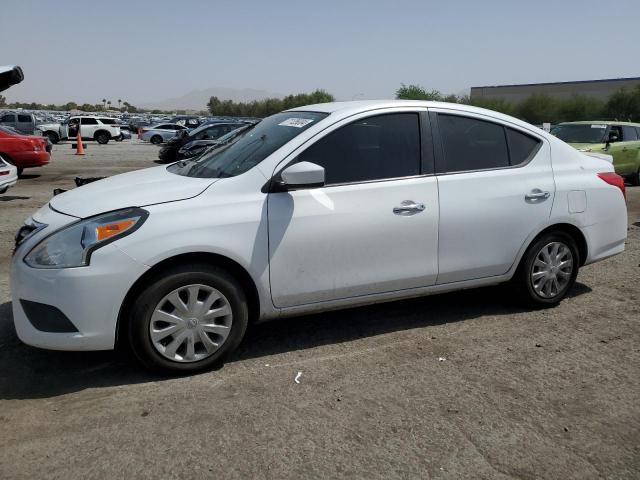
[393,200,426,216]
[525,189,551,201]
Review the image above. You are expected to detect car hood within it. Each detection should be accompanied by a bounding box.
[49,165,217,218]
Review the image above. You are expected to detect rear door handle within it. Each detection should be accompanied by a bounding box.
[393,200,426,216]
[525,189,551,201]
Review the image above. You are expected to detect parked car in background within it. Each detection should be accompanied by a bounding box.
[37,116,121,144]
[552,121,640,185]
[11,101,627,373]
[0,154,18,193]
[169,115,202,129]
[0,111,37,134]
[0,125,50,175]
[158,121,249,162]
[140,123,189,144]
[116,129,132,141]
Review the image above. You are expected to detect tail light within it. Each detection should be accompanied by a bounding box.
[0,170,9,176]
[597,172,626,200]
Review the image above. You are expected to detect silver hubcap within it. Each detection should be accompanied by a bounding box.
[149,284,232,363]
[531,242,573,298]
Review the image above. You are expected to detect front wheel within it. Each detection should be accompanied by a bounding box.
[44,131,59,144]
[512,232,579,307]
[127,264,248,373]
[629,169,640,187]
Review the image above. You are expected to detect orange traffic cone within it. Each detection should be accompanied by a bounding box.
[75,132,85,155]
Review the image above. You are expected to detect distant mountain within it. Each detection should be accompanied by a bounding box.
[139,87,282,111]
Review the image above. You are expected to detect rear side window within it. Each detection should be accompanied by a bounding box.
[506,128,541,165]
[81,118,98,125]
[622,126,639,141]
[0,114,15,122]
[438,114,509,172]
[437,114,541,173]
[18,114,31,122]
[297,113,421,185]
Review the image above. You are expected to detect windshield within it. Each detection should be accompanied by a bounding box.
[168,111,328,178]
[551,124,608,144]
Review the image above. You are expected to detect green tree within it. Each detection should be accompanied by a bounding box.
[602,86,640,121]
[395,84,442,101]
[207,90,335,117]
[0,94,6,107]
[514,94,558,124]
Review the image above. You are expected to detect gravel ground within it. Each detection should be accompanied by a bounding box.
[0,140,638,479]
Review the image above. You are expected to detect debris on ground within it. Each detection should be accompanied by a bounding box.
[294,371,302,384]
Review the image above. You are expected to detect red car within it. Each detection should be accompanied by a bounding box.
[0,126,50,175]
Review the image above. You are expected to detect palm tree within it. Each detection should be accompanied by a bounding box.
[107,100,112,110]
[102,98,106,109]
[117,99,122,110]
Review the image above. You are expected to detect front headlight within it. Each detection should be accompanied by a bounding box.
[24,208,148,269]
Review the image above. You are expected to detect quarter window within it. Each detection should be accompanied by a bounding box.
[296,113,421,185]
[506,128,541,165]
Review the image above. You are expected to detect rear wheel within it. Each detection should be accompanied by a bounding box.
[17,166,24,177]
[512,231,579,307]
[43,131,59,144]
[95,132,110,144]
[629,169,640,186]
[127,264,248,373]
[150,135,163,145]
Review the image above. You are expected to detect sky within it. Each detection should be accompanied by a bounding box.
[2,0,639,106]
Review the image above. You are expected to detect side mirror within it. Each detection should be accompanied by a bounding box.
[278,161,325,190]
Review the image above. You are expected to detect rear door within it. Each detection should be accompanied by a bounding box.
[16,114,33,134]
[617,125,640,175]
[268,110,440,308]
[80,117,99,138]
[430,109,553,284]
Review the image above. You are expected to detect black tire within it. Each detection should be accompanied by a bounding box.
[150,135,163,145]
[629,169,640,186]
[44,131,59,144]
[17,166,24,177]
[511,231,580,307]
[115,133,123,142]
[95,132,110,144]
[127,264,249,374]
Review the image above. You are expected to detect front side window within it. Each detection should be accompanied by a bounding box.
[296,113,421,185]
[0,114,15,122]
[81,118,98,125]
[622,126,639,141]
[438,114,509,172]
[168,111,327,178]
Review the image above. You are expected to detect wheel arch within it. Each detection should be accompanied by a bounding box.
[93,129,111,140]
[115,251,261,349]
[519,222,588,269]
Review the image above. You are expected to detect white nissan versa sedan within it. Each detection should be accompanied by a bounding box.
[11,101,627,373]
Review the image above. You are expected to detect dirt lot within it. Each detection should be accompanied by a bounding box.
[0,140,638,479]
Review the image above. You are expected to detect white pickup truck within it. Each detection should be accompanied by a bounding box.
[37,116,121,144]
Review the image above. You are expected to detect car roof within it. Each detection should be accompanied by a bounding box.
[287,100,550,136]
[558,120,640,127]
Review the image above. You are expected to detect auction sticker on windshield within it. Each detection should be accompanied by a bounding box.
[279,118,314,128]
[591,125,607,129]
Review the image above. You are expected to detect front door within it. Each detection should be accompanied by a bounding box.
[268,112,439,308]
